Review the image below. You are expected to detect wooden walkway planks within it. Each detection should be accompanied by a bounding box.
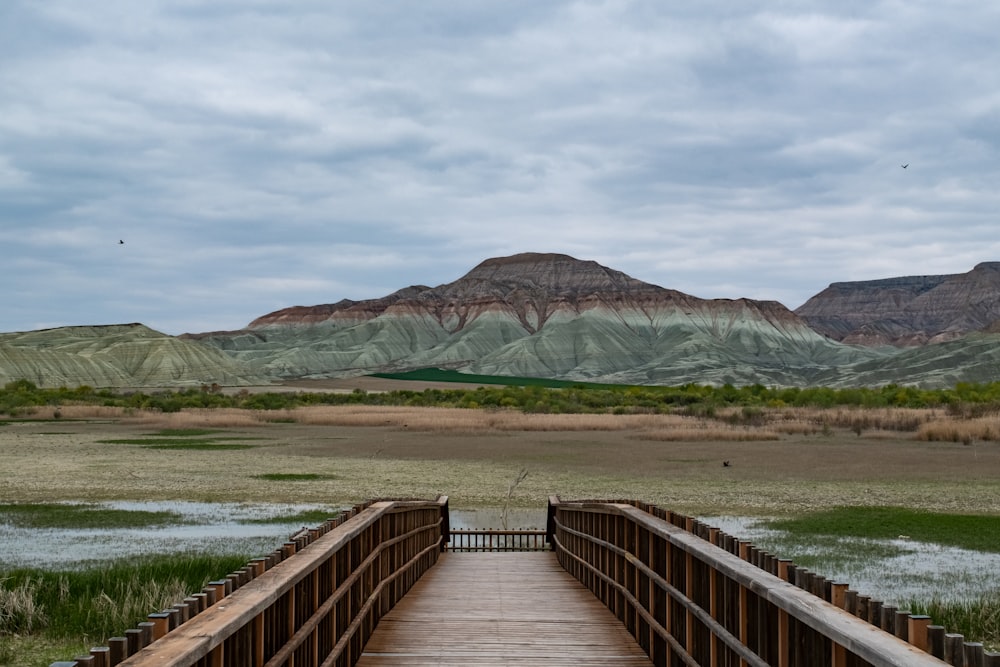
[357,551,652,666]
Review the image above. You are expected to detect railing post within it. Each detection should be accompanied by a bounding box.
[253,613,265,666]
[909,615,931,652]
[439,495,450,551]
[547,495,559,551]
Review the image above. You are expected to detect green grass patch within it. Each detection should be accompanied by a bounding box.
[0,503,183,529]
[0,553,250,640]
[99,437,226,446]
[147,428,225,437]
[766,507,1000,553]
[748,531,909,572]
[370,367,615,389]
[255,473,337,482]
[143,442,256,450]
[97,436,259,450]
[245,509,342,525]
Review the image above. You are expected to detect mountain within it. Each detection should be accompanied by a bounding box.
[795,262,1000,346]
[7,255,1000,389]
[185,253,888,386]
[811,332,1000,387]
[0,324,268,388]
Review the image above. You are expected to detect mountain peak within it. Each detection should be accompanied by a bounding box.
[457,252,649,293]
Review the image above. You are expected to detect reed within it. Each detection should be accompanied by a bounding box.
[127,408,265,429]
[0,554,249,640]
[635,427,780,441]
[0,576,46,634]
[260,405,688,432]
[907,592,1000,652]
[21,405,132,420]
[9,400,963,442]
[917,415,1000,443]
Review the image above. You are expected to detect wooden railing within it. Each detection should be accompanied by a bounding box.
[51,495,997,666]
[53,496,448,667]
[547,496,965,667]
[446,528,549,551]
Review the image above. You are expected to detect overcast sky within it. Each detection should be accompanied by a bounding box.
[3,1,999,335]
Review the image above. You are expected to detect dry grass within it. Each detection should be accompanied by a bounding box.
[16,401,996,453]
[22,404,942,439]
[119,405,797,440]
[635,427,780,442]
[3,404,1000,516]
[91,577,191,635]
[24,405,133,420]
[717,406,936,433]
[0,578,46,634]
[126,408,265,429]
[106,405,769,437]
[769,420,822,435]
[917,416,1000,444]
[272,406,691,432]
[816,407,934,432]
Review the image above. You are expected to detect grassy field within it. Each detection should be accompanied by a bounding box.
[2,403,998,514]
[2,402,1000,663]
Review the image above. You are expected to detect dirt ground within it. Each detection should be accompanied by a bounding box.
[2,411,999,516]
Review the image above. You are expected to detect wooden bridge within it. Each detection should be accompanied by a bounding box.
[53,496,998,667]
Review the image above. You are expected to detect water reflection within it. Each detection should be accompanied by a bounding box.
[702,515,1000,605]
[4,503,997,607]
[0,500,346,570]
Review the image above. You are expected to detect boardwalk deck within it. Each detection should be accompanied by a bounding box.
[357,551,653,666]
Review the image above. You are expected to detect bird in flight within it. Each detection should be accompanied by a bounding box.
[901,164,908,169]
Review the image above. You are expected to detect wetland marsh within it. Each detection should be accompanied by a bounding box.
[2,400,999,663]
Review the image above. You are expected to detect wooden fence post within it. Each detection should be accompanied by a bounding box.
[928,625,946,659]
[944,633,965,664]
[908,615,931,652]
[965,642,985,666]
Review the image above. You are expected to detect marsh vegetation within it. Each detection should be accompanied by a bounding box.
[2,377,1000,663]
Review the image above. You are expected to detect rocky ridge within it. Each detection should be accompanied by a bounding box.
[796,262,1000,346]
[0,324,268,388]
[187,253,887,386]
[6,255,1000,389]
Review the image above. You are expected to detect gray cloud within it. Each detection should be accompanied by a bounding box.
[2,0,999,334]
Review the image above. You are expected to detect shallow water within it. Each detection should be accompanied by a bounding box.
[702,515,1000,604]
[2,504,996,605]
[0,500,347,570]
[449,507,547,531]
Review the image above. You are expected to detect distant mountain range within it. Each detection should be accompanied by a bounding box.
[795,261,1000,346]
[5,253,1000,388]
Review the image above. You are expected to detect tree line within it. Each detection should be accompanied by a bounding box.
[5,377,1000,416]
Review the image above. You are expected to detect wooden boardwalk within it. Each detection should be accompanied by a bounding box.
[357,551,653,666]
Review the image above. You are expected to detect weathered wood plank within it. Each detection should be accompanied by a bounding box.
[357,552,652,666]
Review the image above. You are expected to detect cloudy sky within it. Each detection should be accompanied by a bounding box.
[3,1,999,335]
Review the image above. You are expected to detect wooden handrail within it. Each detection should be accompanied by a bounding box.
[53,495,997,666]
[552,523,769,667]
[550,498,947,667]
[446,528,549,551]
[110,497,447,666]
[263,521,442,667]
